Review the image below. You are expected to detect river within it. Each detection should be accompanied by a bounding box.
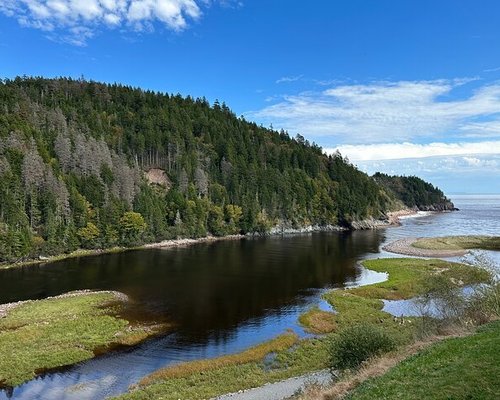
[0,194,498,399]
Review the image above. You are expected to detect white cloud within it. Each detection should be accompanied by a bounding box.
[276,75,303,84]
[326,140,500,161]
[248,78,500,144]
[0,0,213,44]
[458,120,500,138]
[352,154,500,194]
[484,66,500,73]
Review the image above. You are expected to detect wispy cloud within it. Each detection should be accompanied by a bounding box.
[359,154,500,174]
[352,153,500,194]
[0,0,222,45]
[484,66,500,73]
[248,78,500,144]
[276,75,303,84]
[327,141,500,161]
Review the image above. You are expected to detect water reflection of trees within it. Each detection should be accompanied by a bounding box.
[0,231,384,343]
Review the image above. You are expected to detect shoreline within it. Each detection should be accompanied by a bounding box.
[0,235,246,271]
[0,207,426,271]
[142,234,245,249]
[382,237,468,258]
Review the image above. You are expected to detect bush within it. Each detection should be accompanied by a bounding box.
[329,324,396,371]
[415,253,499,332]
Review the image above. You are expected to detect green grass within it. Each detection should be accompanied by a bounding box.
[0,292,161,387]
[412,235,500,251]
[347,320,500,400]
[351,258,488,300]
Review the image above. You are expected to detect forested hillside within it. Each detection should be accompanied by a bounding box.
[0,77,438,262]
[373,173,455,211]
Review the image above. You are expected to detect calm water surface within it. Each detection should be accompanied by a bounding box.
[0,195,498,399]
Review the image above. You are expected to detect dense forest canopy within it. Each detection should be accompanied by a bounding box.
[373,173,454,211]
[0,77,450,262]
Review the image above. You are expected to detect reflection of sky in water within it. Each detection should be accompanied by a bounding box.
[1,195,499,400]
[383,286,481,318]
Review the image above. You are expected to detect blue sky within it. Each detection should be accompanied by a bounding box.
[1,0,499,194]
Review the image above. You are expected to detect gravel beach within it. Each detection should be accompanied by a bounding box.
[383,238,467,258]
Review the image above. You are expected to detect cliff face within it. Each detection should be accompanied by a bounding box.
[417,201,458,212]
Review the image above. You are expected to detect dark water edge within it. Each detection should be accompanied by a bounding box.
[0,194,499,400]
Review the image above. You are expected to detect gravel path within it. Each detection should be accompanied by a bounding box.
[214,370,332,400]
[383,238,467,258]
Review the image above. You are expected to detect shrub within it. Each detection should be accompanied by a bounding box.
[329,323,396,371]
[415,253,499,332]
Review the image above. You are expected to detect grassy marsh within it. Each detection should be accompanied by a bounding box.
[313,258,488,336]
[0,291,164,387]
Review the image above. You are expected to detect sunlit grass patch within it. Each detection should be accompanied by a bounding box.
[299,307,337,334]
[412,235,500,251]
[346,321,500,400]
[352,258,488,300]
[0,292,163,387]
[306,258,487,340]
[139,332,298,385]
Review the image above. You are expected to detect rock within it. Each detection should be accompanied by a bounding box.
[145,168,171,189]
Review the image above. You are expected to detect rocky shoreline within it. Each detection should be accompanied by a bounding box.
[350,208,419,230]
[143,234,245,249]
[382,238,467,258]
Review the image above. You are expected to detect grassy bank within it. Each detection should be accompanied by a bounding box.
[302,258,488,335]
[118,333,332,400]
[0,291,165,387]
[346,320,500,400]
[412,235,500,251]
[118,258,490,399]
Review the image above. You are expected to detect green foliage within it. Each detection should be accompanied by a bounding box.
[255,210,274,235]
[0,77,448,261]
[207,205,226,236]
[119,211,147,245]
[76,222,100,249]
[329,323,396,371]
[373,172,454,211]
[225,204,242,234]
